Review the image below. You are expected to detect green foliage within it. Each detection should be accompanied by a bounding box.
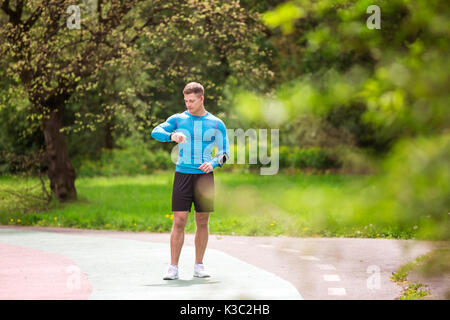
[391,251,436,300]
[278,146,339,169]
[0,67,44,160]
[0,172,412,238]
[0,171,52,216]
[256,0,449,138]
[262,2,305,34]
[239,0,287,13]
[370,134,450,240]
[73,147,173,178]
[63,0,273,141]
[1,0,448,247]
[226,0,450,241]
[0,0,273,176]
[399,283,430,300]
[230,0,449,162]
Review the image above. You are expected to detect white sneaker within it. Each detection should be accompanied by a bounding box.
[163,265,179,280]
[193,263,210,278]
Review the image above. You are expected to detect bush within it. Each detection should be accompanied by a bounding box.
[278,146,340,170]
[73,142,341,177]
[367,134,450,240]
[74,147,173,177]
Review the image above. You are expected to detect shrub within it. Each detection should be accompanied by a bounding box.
[278,146,340,169]
[75,147,173,177]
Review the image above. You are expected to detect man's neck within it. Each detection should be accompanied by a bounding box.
[189,107,207,117]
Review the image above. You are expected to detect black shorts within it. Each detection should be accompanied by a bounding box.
[172,172,215,212]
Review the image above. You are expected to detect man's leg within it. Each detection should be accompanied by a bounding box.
[170,211,189,266]
[194,212,210,264]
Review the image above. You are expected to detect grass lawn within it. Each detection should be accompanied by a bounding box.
[0,171,417,238]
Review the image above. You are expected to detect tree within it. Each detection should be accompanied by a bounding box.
[236,0,449,149]
[0,0,160,201]
[232,0,450,239]
[0,0,273,202]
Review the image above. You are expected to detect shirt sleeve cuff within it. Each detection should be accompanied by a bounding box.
[210,158,219,170]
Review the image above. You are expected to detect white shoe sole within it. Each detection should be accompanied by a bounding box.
[163,275,179,280]
[193,273,210,278]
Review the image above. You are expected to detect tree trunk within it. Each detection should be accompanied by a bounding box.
[42,104,77,202]
[104,120,115,150]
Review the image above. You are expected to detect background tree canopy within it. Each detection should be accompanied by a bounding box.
[233,0,449,240]
[0,0,272,200]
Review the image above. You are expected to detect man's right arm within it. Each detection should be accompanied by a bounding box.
[151,114,177,142]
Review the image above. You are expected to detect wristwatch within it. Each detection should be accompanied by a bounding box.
[217,154,229,166]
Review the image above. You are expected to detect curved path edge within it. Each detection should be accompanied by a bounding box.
[0,225,444,300]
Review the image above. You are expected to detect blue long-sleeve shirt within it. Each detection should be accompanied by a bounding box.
[151,110,230,174]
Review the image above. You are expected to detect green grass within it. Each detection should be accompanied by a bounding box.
[391,252,433,300]
[399,283,431,300]
[0,171,420,238]
[391,247,450,300]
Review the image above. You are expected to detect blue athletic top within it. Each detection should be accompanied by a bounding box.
[151,110,230,174]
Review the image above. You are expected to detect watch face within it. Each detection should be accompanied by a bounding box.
[219,154,228,165]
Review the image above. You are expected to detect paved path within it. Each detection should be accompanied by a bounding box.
[0,226,440,300]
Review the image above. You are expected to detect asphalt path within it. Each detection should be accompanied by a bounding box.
[0,226,439,300]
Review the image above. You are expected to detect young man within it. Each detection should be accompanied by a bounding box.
[151,82,229,280]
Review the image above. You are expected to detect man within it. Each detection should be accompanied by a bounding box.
[151,82,230,280]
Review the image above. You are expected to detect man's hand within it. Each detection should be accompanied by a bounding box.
[198,162,213,173]
[171,132,187,143]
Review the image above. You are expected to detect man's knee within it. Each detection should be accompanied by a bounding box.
[195,212,210,228]
[173,211,188,230]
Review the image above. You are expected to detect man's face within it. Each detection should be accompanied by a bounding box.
[184,93,203,113]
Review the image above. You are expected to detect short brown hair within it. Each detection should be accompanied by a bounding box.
[183,82,204,97]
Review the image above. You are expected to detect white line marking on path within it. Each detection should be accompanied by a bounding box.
[281,248,300,253]
[258,244,275,249]
[323,274,341,282]
[328,288,347,296]
[299,255,320,261]
[316,264,336,271]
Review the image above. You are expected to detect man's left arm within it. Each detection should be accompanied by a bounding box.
[198,120,230,173]
[209,120,230,170]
